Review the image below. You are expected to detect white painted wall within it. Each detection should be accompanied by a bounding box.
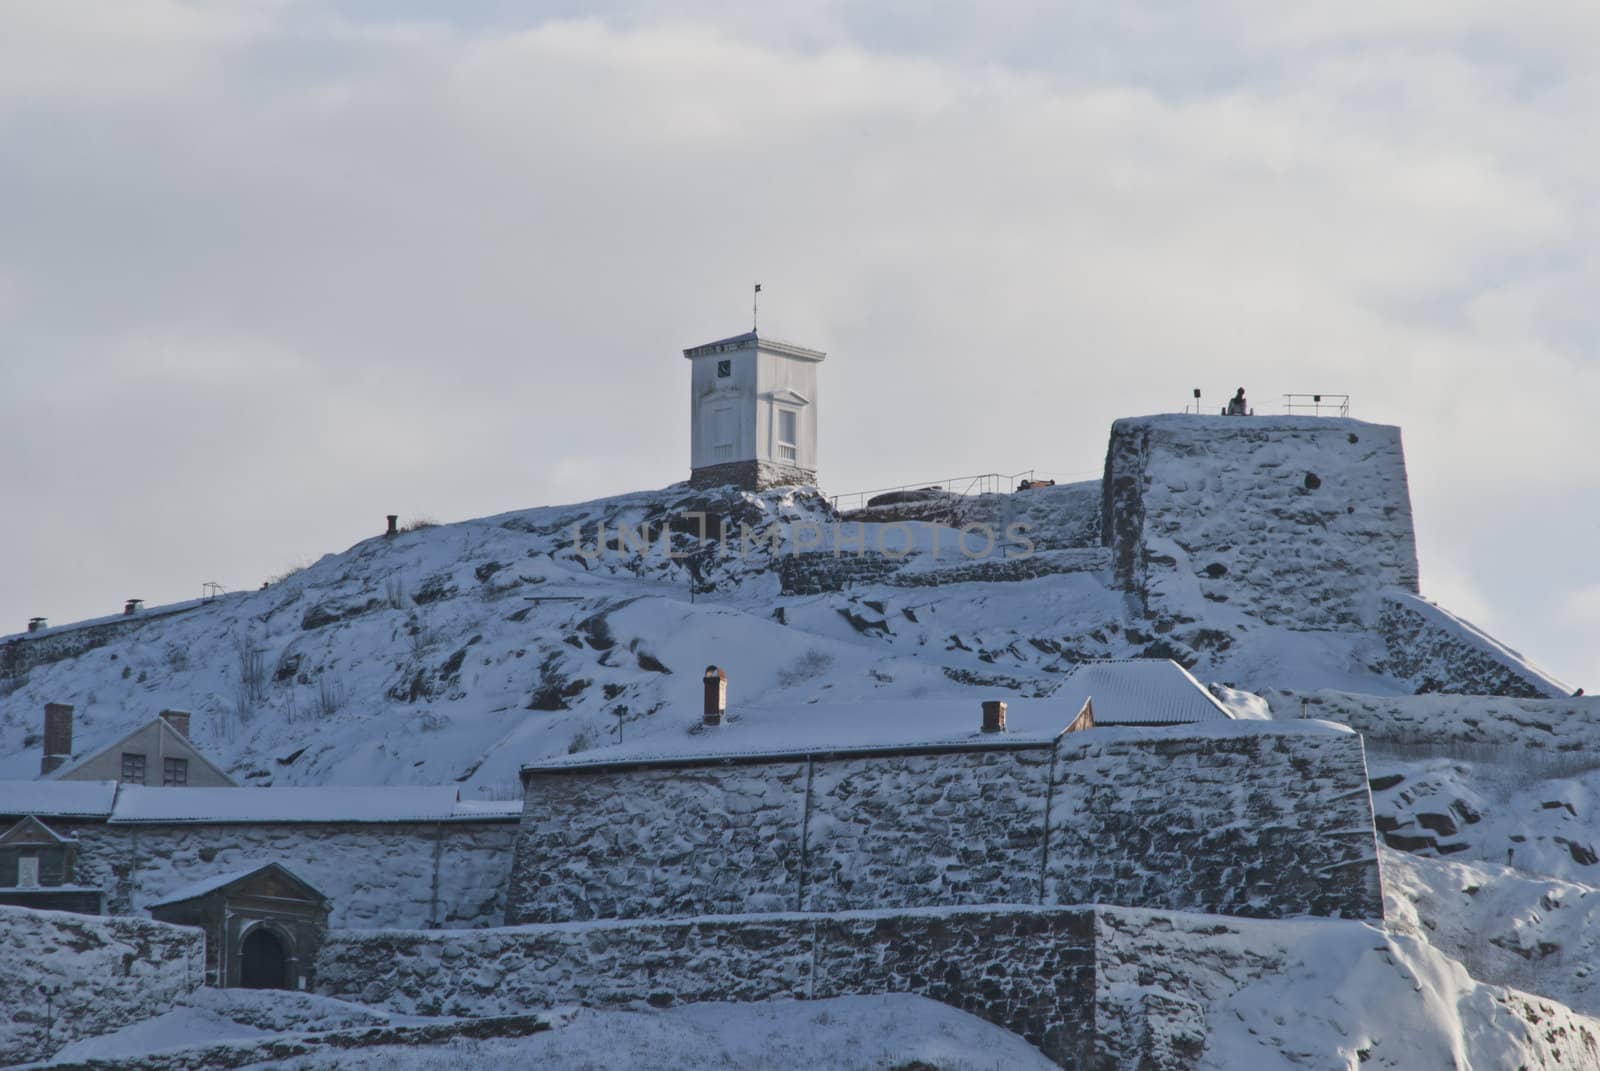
[686,335,823,472]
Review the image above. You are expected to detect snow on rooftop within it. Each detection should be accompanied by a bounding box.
[107,785,510,824]
[1053,659,1233,725]
[526,697,1074,773]
[146,865,277,908]
[0,779,117,818]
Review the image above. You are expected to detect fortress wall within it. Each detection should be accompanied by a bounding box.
[507,763,810,924]
[318,906,1100,1069]
[0,905,204,1066]
[506,724,1385,926]
[802,748,1051,912]
[1046,727,1385,920]
[63,820,517,929]
[1101,416,1420,630]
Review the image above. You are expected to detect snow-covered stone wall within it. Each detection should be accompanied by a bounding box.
[318,906,1100,1068]
[1373,591,1569,697]
[0,904,203,1065]
[508,724,1384,925]
[510,763,808,922]
[1045,727,1384,920]
[65,820,517,929]
[1101,415,1420,630]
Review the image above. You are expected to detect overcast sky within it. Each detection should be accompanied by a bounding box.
[1,1,1594,688]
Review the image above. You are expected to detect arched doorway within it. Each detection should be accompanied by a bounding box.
[239,927,288,989]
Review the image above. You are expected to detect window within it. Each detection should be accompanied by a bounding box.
[120,752,147,785]
[716,359,732,378]
[163,757,189,786]
[17,857,39,888]
[712,407,734,460]
[777,408,798,462]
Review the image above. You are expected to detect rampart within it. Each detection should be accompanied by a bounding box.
[1101,415,1420,630]
[506,722,1383,925]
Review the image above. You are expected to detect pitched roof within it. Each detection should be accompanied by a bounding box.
[0,814,73,845]
[44,715,237,786]
[1054,659,1233,725]
[524,697,1076,775]
[108,784,498,824]
[0,779,117,818]
[146,861,328,909]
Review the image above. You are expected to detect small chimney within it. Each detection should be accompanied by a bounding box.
[703,665,727,726]
[124,599,143,616]
[42,703,73,775]
[160,710,192,738]
[386,514,399,538]
[981,700,1007,734]
[27,617,47,633]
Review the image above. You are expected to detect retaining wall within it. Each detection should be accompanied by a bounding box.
[507,723,1384,925]
[0,904,203,1066]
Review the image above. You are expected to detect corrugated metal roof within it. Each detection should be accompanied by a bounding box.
[0,780,118,818]
[1054,659,1233,725]
[109,785,473,824]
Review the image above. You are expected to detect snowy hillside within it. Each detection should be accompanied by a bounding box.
[0,455,1568,794]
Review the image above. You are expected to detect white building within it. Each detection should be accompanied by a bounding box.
[683,331,826,490]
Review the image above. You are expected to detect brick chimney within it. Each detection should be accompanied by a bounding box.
[41,703,73,775]
[386,514,399,538]
[27,617,46,633]
[703,666,727,726]
[124,599,143,616]
[160,710,192,738]
[981,700,1007,734]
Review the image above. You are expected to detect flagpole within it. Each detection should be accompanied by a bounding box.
[753,282,761,332]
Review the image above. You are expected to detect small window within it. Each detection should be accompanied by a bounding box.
[121,752,147,785]
[17,857,39,888]
[777,409,798,462]
[163,757,189,787]
[716,359,732,378]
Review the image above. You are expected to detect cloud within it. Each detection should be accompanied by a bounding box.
[0,2,1596,688]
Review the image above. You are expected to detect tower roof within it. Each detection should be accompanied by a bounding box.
[683,331,826,363]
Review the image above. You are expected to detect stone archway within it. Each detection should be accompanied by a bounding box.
[239,925,289,989]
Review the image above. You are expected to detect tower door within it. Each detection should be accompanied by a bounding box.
[239,927,288,989]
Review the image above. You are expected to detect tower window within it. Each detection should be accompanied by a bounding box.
[121,752,147,785]
[716,359,732,378]
[777,409,797,462]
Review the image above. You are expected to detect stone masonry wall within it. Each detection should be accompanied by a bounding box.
[509,764,809,923]
[1046,729,1384,920]
[317,906,1100,1069]
[65,820,516,929]
[803,749,1050,912]
[0,904,204,1066]
[1374,592,1568,698]
[507,725,1385,926]
[1101,416,1420,630]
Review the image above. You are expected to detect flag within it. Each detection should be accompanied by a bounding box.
[754,283,762,293]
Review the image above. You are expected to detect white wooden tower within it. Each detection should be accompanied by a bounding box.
[683,331,826,490]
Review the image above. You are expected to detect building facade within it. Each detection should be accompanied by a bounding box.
[684,331,825,490]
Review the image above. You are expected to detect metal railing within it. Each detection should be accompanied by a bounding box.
[829,470,1036,513]
[1282,393,1351,417]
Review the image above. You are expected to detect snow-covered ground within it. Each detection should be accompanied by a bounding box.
[36,994,1061,1071]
